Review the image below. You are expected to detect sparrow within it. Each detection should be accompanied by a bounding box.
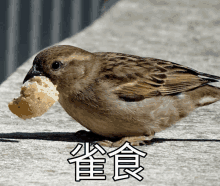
[23,45,220,147]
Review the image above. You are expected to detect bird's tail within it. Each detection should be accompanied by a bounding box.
[188,84,220,107]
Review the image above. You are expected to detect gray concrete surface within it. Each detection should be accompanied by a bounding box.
[1,0,220,185]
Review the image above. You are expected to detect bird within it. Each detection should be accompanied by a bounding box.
[23,45,220,147]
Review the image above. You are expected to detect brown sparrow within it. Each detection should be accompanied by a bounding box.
[23,45,220,147]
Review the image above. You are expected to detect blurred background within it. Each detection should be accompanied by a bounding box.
[0,0,119,84]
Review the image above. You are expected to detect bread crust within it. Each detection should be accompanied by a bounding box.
[8,76,59,119]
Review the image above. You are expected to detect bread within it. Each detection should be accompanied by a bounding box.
[8,76,59,119]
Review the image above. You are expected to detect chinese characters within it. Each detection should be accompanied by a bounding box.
[67,141,147,182]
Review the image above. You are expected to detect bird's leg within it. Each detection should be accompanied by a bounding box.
[97,135,154,147]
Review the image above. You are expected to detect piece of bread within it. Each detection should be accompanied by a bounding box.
[8,76,59,119]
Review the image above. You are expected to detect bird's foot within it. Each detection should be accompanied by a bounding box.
[97,135,154,147]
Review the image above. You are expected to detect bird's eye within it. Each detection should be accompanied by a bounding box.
[51,61,62,70]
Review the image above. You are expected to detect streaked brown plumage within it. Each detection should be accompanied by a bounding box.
[23,45,220,146]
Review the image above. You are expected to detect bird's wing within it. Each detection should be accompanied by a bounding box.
[95,52,220,101]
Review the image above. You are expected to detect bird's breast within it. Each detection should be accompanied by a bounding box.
[59,92,177,137]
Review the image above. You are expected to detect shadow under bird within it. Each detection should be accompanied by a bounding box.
[23,45,220,147]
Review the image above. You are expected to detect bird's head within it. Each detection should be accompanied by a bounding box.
[23,45,96,92]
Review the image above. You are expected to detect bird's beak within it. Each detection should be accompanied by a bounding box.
[23,64,45,84]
